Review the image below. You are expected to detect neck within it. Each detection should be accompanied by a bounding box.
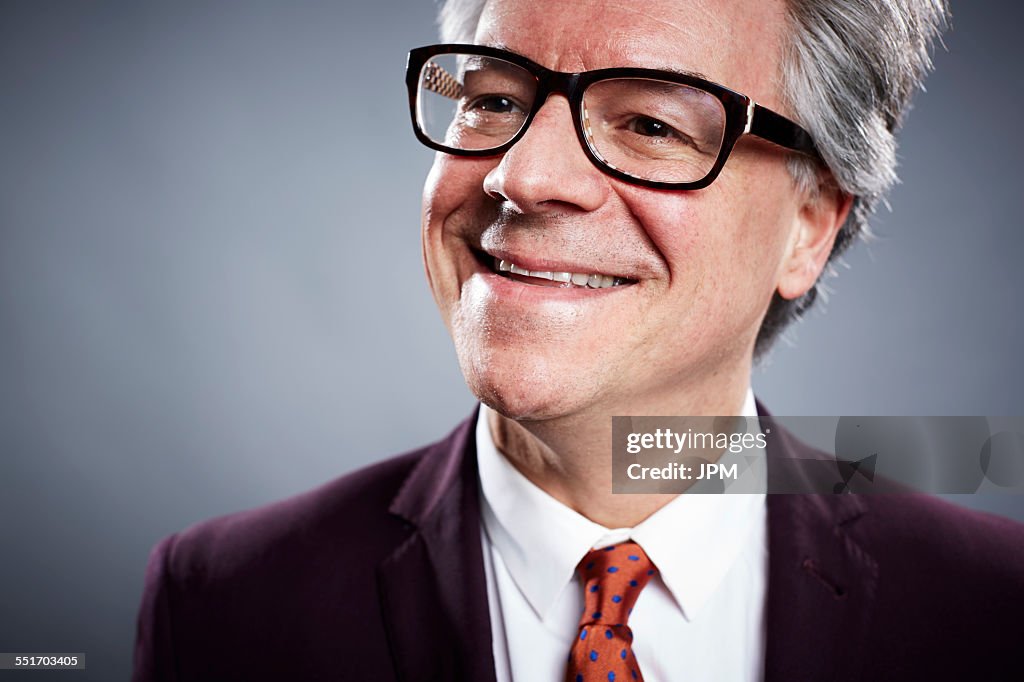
[485,372,751,528]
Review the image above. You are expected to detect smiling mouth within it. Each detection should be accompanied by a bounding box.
[475,250,635,289]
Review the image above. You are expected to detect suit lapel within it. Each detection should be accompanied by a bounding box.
[377,411,497,682]
[762,417,879,682]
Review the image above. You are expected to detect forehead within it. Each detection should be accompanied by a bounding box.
[475,0,789,109]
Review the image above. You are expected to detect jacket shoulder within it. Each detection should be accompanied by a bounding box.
[133,441,445,682]
[163,446,427,584]
[855,493,1024,583]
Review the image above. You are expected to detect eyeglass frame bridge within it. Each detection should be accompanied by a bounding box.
[406,43,820,191]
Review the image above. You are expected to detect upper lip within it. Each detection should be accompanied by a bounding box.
[478,247,638,281]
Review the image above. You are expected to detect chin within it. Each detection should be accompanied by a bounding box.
[458,349,598,423]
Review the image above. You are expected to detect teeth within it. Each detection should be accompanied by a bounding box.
[493,257,628,289]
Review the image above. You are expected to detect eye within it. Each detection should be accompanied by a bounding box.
[467,95,523,114]
[629,116,683,140]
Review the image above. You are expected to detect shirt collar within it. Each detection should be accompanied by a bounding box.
[476,389,766,623]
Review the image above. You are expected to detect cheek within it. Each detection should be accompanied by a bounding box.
[421,154,500,321]
[616,186,744,300]
[622,189,709,269]
[421,153,498,236]
[420,159,448,318]
[617,170,797,317]
[421,154,459,250]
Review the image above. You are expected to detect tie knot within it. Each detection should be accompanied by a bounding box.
[576,541,656,626]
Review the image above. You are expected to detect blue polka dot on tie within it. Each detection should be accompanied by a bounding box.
[592,611,602,619]
[590,650,599,662]
[576,675,583,682]
[605,628,613,639]
[612,595,622,603]
[607,566,619,573]
[586,562,595,570]
[603,546,616,551]
[629,580,638,587]
[647,569,654,575]
[590,585,599,593]
[608,672,616,681]
[632,670,638,680]
[580,628,588,641]
[628,555,639,561]
[620,649,627,660]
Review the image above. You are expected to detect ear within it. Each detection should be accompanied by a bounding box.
[776,179,854,300]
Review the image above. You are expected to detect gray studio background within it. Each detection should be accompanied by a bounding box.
[1,1,1021,680]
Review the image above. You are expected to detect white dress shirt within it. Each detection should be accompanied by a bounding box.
[477,390,768,682]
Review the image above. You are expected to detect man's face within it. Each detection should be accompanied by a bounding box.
[422,0,809,420]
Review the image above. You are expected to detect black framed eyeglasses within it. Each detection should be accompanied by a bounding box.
[406,43,820,190]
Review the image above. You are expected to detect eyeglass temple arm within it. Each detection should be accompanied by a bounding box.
[749,104,819,157]
[422,62,464,99]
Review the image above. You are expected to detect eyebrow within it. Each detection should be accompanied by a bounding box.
[656,65,711,81]
[481,41,711,82]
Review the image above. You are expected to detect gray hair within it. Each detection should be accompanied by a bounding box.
[437,0,950,357]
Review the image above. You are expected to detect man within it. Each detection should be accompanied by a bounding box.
[133,0,1024,680]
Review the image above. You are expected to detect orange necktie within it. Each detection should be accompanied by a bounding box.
[565,541,657,682]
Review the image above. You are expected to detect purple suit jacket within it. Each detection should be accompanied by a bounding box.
[133,409,1024,681]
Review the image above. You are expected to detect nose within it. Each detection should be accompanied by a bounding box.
[482,95,609,215]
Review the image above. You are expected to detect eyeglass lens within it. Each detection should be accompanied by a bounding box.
[416,53,728,184]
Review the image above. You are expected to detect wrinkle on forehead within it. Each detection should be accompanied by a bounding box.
[603,0,732,39]
[480,0,731,37]
[476,0,787,106]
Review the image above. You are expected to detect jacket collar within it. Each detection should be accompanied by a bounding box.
[377,408,497,682]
